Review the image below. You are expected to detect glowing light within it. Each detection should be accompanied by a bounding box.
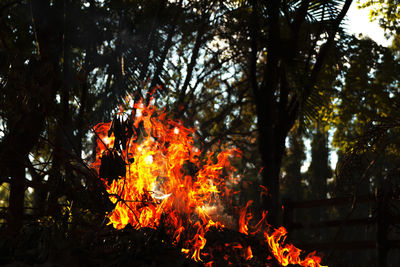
[144,155,153,164]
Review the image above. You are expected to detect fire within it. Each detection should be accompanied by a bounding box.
[265,227,324,267]
[239,200,253,235]
[91,94,327,266]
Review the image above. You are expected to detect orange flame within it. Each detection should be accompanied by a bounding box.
[91,94,327,266]
[239,200,253,235]
[265,227,326,267]
[246,246,253,260]
[92,96,240,261]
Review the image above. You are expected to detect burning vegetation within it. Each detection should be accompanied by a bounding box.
[91,94,326,266]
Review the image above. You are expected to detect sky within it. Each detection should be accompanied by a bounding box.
[345,1,392,47]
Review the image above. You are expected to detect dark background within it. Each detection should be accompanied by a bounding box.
[0,0,400,266]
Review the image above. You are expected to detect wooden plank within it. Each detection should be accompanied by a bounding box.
[290,217,376,229]
[299,240,376,250]
[298,240,400,251]
[290,195,376,209]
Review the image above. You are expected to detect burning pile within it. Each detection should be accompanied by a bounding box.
[91,94,326,266]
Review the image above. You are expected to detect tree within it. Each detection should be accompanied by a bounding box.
[230,0,353,225]
[307,127,332,200]
[358,0,400,36]
[329,35,400,265]
[281,126,306,202]
[0,0,63,232]
[333,36,400,195]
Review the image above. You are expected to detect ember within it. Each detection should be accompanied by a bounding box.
[91,94,327,266]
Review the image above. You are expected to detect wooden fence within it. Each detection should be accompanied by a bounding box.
[282,190,400,267]
[1,191,399,266]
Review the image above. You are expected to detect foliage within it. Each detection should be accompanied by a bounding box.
[358,0,400,36]
[332,36,400,195]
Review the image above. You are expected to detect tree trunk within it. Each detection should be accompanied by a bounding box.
[258,116,288,226]
[282,130,305,201]
[257,0,282,227]
[28,157,47,218]
[1,108,45,233]
[47,1,73,215]
[7,160,26,233]
[308,128,331,200]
